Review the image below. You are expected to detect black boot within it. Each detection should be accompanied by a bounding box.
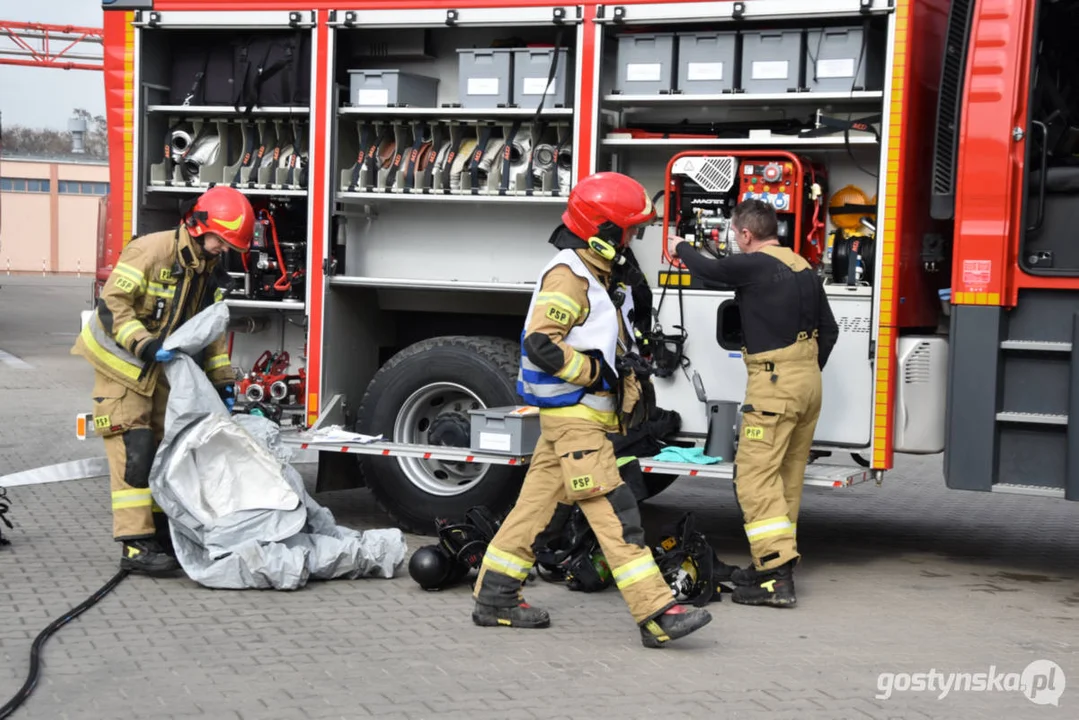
[731,560,796,607]
[120,539,180,576]
[639,604,713,648]
[472,601,551,629]
[730,563,760,586]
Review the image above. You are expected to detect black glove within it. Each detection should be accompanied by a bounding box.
[138,338,164,363]
[585,355,619,393]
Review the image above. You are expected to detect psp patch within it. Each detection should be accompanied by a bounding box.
[570,474,595,491]
[114,276,136,293]
[744,426,766,441]
[545,305,571,325]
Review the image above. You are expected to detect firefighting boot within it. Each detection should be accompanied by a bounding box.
[639,604,713,649]
[120,539,180,576]
[472,600,551,629]
[731,560,797,607]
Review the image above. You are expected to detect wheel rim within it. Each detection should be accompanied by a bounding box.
[392,381,490,497]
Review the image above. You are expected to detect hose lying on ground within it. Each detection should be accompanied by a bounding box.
[0,569,130,719]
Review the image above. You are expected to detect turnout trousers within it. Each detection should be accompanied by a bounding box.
[473,413,675,625]
[733,335,823,572]
[90,371,171,543]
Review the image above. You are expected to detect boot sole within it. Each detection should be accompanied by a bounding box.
[641,612,713,649]
[731,594,797,608]
[471,611,551,629]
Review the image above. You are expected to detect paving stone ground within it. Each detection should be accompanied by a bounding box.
[2,276,1078,720]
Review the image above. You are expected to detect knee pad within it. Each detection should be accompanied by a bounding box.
[604,484,646,548]
[122,428,155,489]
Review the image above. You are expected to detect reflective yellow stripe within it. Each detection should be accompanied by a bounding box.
[214,287,225,303]
[744,516,794,541]
[612,555,661,590]
[204,354,231,371]
[539,404,618,427]
[151,500,164,513]
[114,262,147,291]
[81,319,142,381]
[112,488,152,510]
[616,455,636,468]
[536,291,581,319]
[554,351,586,382]
[481,546,532,581]
[147,281,175,298]
[114,320,145,348]
[792,522,797,538]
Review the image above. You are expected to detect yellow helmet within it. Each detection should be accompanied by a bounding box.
[828,185,874,231]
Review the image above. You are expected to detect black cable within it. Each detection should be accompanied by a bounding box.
[0,569,130,720]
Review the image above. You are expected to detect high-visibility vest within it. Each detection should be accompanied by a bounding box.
[516,249,624,412]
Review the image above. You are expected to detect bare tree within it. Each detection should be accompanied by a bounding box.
[0,108,109,158]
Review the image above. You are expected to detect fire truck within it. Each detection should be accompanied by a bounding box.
[90,0,1078,534]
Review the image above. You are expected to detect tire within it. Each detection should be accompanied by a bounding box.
[355,335,527,535]
[640,473,678,501]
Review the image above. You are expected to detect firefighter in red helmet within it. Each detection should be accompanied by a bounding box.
[71,185,253,575]
[470,171,714,648]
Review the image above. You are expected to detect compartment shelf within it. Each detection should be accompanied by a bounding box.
[145,185,308,197]
[147,105,310,115]
[601,135,879,149]
[338,106,574,118]
[330,276,535,293]
[603,91,884,107]
[336,190,566,204]
[225,299,307,310]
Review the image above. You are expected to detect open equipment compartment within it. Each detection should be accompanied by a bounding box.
[132,17,316,427]
[592,5,890,450]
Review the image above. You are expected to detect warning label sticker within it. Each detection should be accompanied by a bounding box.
[962,259,992,287]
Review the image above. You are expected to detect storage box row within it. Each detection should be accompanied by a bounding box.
[348,46,574,110]
[614,26,884,96]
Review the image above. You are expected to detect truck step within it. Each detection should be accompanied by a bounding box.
[995,411,1068,425]
[637,459,871,489]
[990,483,1066,499]
[999,340,1072,353]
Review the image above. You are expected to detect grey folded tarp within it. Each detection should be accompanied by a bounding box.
[147,302,407,590]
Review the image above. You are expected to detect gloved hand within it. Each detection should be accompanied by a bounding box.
[218,383,235,411]
[139,339,175,364]
[585,354,620,393]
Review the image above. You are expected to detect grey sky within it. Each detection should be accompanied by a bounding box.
[1,0,106,129]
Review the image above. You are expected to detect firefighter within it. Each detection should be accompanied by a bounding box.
[668,198,839,607]
[71,186,253,576]
[470,171,714,648]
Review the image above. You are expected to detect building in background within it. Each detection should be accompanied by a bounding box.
[0,154,109,275]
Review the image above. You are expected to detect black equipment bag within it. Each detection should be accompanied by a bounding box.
[168,38,237,106]
[233,33,311,111]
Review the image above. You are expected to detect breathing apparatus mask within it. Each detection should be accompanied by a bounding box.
[652,512,737,606]
[534,504,614,593]
[407,506,503,591]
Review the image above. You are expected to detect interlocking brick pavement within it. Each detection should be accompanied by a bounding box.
[2,277,1078,720]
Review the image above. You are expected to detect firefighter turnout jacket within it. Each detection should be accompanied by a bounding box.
[72,225,234,396]
[516,246,641,429]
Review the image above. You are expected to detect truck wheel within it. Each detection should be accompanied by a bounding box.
[640,474,678,500]
[355,335,526,535]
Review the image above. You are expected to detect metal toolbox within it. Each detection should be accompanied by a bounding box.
[457,48,514,107]
[347,69,439,107]
[512,47,572,108]
[676,31,737,94]
[469,406,541,456]
[740,29,804,94]
[614,32,676,95]
[804,25,884,92]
